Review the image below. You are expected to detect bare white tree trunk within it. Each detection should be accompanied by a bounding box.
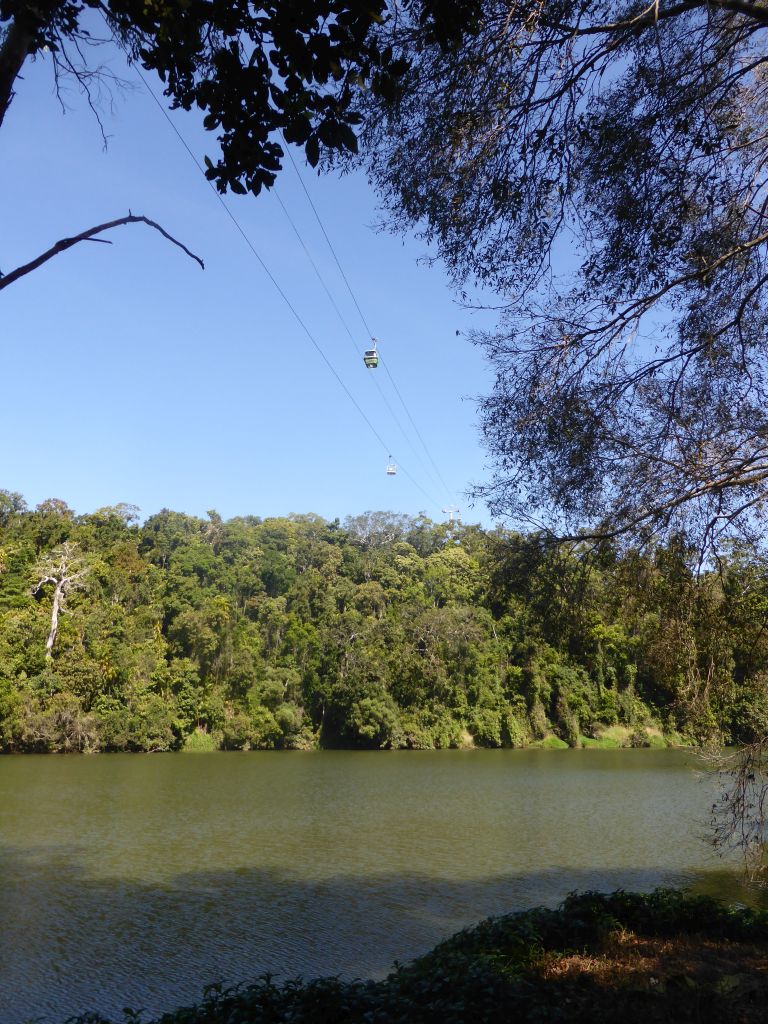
[45,580,66,658]
[32,543,89,660]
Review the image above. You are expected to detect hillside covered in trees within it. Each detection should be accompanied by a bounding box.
[1,491,767,754]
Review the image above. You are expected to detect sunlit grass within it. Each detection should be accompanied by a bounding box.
[182,729,217,752]
[530,734,569,749]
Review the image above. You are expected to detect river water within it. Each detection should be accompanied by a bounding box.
[0,749,761,1023]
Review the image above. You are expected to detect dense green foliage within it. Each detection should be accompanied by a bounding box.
[70,889,768,1023]
[2,491,768,753]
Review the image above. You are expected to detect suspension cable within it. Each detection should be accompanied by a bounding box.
[272,188,442,490]
[131,63,443,513]
[282,143,457,501]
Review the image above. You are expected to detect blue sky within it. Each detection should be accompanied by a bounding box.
[1,42,497,527]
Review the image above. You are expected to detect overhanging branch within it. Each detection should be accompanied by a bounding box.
[541,0,768,37]
[0,213,204,291]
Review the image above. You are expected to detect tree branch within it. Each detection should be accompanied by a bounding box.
[541,0,768,37]
[0,16,34,130]
[0,213,204,291]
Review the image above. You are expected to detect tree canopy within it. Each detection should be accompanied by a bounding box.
[3,491,768,755]
[0,1,476,192]
[2,0,386,189]
[359,0,768,553]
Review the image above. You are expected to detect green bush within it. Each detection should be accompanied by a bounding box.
[183,728,217,752]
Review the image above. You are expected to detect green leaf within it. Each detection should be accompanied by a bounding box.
[338,124,358,154]
[317,120,339,147]
[305,135,320,168]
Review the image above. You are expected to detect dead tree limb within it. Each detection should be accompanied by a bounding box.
[0,213,204,291]
[703,738,768,882]
[31,542,90,659]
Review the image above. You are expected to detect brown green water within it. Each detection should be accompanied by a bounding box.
[0,749,761,1023]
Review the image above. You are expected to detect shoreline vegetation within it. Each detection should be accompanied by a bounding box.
[2,494,767,755]
[69,889,768,1023]
[176,721,689,753]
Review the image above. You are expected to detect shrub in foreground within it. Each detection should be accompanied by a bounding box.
[67,889,768,1024]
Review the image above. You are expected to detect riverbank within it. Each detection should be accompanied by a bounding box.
[178,721,689,753]
[530,724,688,750]
[0,721,691,753]
[68,889,768,1023]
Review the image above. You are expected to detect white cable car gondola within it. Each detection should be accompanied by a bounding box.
[386,456,397,476]
[363,338,379,368]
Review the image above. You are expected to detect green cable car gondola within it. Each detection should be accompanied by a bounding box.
[363,339,379,368]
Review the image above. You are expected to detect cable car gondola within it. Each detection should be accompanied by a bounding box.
[386,456,397,476]
[363,339,379,368]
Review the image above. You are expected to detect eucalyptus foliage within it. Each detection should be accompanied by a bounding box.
[361,0,768,551]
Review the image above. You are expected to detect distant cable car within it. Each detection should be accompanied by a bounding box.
[363,338,379,368]
[386,456,397,476]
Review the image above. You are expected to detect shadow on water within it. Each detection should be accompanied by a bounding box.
[1,849,764,1024]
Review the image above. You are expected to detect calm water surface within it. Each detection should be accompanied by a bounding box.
[0,749,761,1022]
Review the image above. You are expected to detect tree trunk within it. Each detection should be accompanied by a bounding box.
[45,580,64,658]
[0,17,34,129]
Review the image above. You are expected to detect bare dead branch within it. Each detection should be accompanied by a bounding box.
[31,542,90,658]
[702,738,768,881]
[0,213,204,291]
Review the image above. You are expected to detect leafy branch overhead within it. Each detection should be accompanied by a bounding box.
[0,0,423,194]
[359,0,768,552]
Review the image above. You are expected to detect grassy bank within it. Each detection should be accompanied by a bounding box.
[482,724,687,750]
[184,724,690,752]
[70,889,768,1023]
